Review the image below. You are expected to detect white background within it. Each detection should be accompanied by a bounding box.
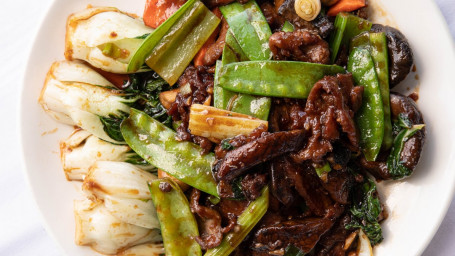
[1,0,454,255]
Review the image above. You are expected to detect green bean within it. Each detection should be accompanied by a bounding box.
[216,61,345,98]
[120,109,218,196]
[348,47,384,161]
[149,178,201,256]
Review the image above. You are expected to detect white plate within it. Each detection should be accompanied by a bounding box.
[20,0,455,255]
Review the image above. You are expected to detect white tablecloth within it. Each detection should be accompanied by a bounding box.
[1,0,453,255]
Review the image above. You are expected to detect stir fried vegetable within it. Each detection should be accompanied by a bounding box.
[204,186,269,256]
[346,179,383,245]
[216,60,345,98]
[329,12,372,63]
[188,104,268,142]
[348,47,384,161]
[220,0,273,60]
[121,109,218,196]
[149,178,202,256]
[65,7,154,74]
[128,0,220,85]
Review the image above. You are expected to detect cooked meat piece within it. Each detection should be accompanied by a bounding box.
[326,142,352,170]
[315,214,351,256]
[269,156,296,206]
[268,98,307,132]
[215,125,268,159]
[241,172,268,201]
[269,29,330,64]
[311,12,334,38]
[200,18,229,66]
[260,2,285,30]
[252,218,333,253]
[371,24,414,87]
[293,74,361,163]
[361,92,425,180]
[190,189,223,249]
[168,65,214,154]
[319,167,354,204]
[214,130,307,182]
[214,198,248,233]
[293,164,334,216]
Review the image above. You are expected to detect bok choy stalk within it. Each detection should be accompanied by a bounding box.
[188,104,268,143]
[74,199,162,255]
[128,0,220,85]
[117,243,165,256]
[82,161,160,230]
[60,129,152,181]
[39,61,132,143]
[65,7,154,73]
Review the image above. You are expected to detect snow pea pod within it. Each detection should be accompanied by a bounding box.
[149,178,202,256]
[329,12,372,63]
[204,186,269,256]
[121,109,218,196]
[217,61,345,98]
[282,21,295,32]
[220,0,272,61]
[351,32,393,151]
[214,31,271,120]
[348,47,384,161]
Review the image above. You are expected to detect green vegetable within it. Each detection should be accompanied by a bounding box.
[387,115,425,179]
[351,32,393,151]
[220,139,234,150]
[345,179,383,245]
[99,113,128,142]
[282,21,295,32]
[315,162,331,177]
[214,31,272,120]
[124,72,173,128]
[204,186,269,256]
[149,178,202,256]
[220,0,272,61]
[329,12,372,63]
[284,244,305,256]
[128,0,220,85]
[121,109,218,196]
[348,47,384,161]
[128,0,199,72]
[217,61,345,98]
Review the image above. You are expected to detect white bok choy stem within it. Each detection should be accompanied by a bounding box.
[60,129,153,181]
[65,7,154,73]
[83,161,160,229]
[117,243,165,256]
[74,199,161,255]
[39,60,132,143]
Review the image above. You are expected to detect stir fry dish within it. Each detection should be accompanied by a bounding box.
[38,0,425,255]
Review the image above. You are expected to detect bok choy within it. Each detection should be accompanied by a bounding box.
[60,129,152,181]
[82,161,161,230]
[74,199,162,255]
[65,7,154,74]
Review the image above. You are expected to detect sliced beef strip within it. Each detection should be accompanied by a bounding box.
[190,189,223,249]
[214,130,307,182]
[319,167,354,204]
[269,29,330,64]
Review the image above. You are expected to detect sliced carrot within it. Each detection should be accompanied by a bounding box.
[193,8,222,67]
[327,0,366,16]
[143,0,187,29]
